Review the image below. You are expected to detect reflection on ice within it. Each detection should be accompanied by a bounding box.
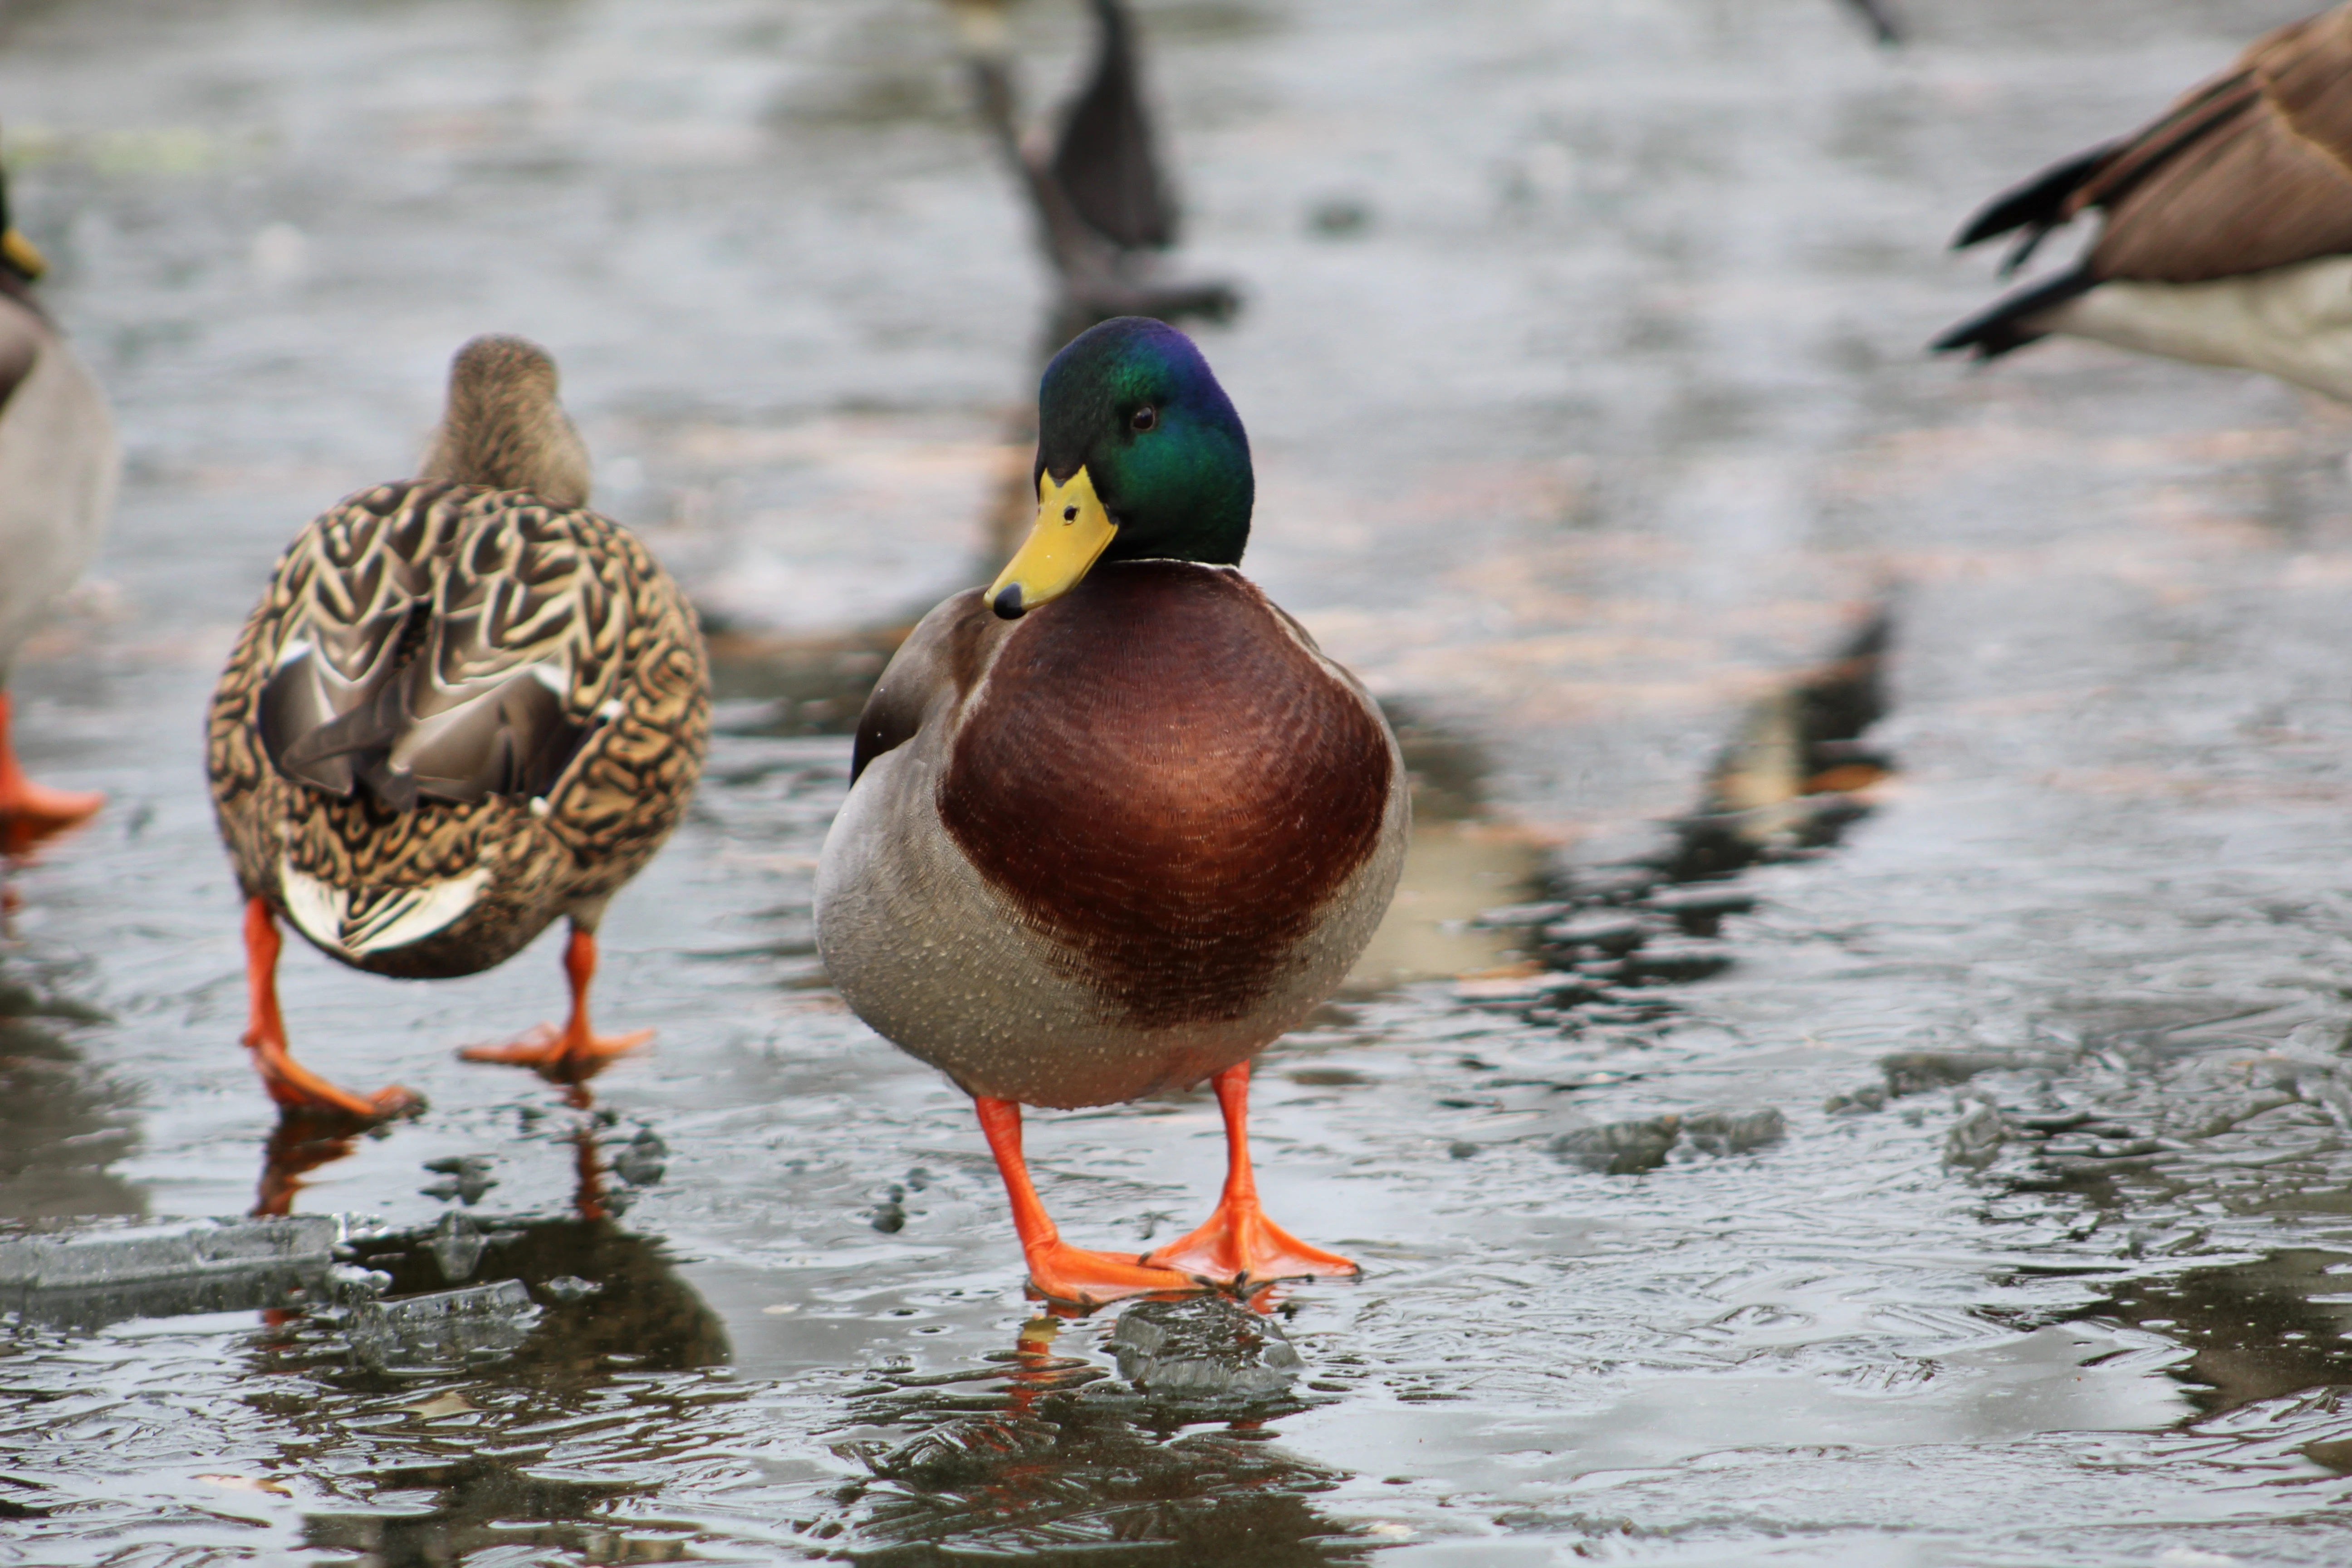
[828,1312,1366,1563]
[0,964,139,1220]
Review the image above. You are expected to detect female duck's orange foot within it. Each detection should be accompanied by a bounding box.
[0,780,103,855]
[1142,1200,1358,1289]
[1022,1239,1203,1308]
[247,1029,421,1123]
[463,928,646,1087]
[460,1020,652,1071]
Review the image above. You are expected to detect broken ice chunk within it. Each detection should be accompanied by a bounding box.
[346,1280,539,1375]
[426,1211,489,1284]
[1110,1296,1304,1400]
[1548,1116,1681,1175]
[1681,1107,1786,1156]
[420,1155,497,1205]
[0,1216,339,1332]
[611,1129,667,1187]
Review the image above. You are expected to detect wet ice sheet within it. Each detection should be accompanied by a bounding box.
[12,0,2352,1562]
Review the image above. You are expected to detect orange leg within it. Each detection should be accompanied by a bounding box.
[460,926,652,1089]
[975,1096,1202,1308]
[0,691,102,855]
[1140,1062,1359,1288]
[242,897,420,1121]
[250,1112,363,1218]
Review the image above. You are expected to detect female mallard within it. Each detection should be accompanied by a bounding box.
[817,316,1408,1305]
[0,158,115,853]
[207,335,709,1119]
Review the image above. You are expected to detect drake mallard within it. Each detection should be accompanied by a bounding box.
[0,154,115,853]
[1936,4,2352,399]
[817,317,1408,1305]
[206,335,710,1119]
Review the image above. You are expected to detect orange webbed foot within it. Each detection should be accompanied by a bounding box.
[1141,1200,1358,1289]
[239,895,419,1123]
[246,1026,421,1123]
[461,926,647,1095]
[1021,1239,1205,1309]
[459,1021,652,1070]
[0,781,103,856]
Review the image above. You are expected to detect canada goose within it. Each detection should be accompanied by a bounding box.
[945,0,1238,342]
[1936,5,2352,403]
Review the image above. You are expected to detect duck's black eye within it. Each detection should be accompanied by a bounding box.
[1130,406,1157,432]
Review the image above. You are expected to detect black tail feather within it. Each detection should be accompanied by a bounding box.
[1952,143,2117,254]
[1051,0,1176,252]
[1842,0,1902,46]
[1930,268,2099,360]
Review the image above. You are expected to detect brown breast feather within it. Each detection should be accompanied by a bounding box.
[938,562,1392,1031]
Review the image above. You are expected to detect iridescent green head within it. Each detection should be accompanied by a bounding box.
[990,317,1252,618]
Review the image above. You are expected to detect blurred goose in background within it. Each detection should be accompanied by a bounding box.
[0,153,115,854]
[1842,0,1901,46]
[818,318,1406,1306]
[206,335,709,1120]
[1935,4,2352,402]
[944,0,1238,345]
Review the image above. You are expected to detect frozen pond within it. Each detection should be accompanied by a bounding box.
[11,0,2352,1561]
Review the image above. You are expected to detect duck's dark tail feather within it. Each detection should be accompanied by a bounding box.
[1931,268,2100,359]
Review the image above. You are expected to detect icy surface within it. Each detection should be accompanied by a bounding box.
[9,0,2352,1562]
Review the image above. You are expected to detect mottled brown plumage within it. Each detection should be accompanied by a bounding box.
[208,480,707,977]
[206,335,708,1119]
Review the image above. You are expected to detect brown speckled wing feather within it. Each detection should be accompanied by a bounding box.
[207,480,708,975]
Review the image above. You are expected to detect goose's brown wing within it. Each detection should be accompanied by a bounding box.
[1952,10,2352,284]
[2082,10,2352,283]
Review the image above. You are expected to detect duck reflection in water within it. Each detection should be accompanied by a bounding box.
[0,960,142,1220]
[274,1208,730,1565]
[253,1102,637,1221]
[832,1312,1367,1563]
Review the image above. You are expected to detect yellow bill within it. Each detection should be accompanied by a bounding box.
[988,465,1116,618]
[0,229,44,280]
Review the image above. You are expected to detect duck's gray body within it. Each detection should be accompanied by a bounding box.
[0,287,115,681]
